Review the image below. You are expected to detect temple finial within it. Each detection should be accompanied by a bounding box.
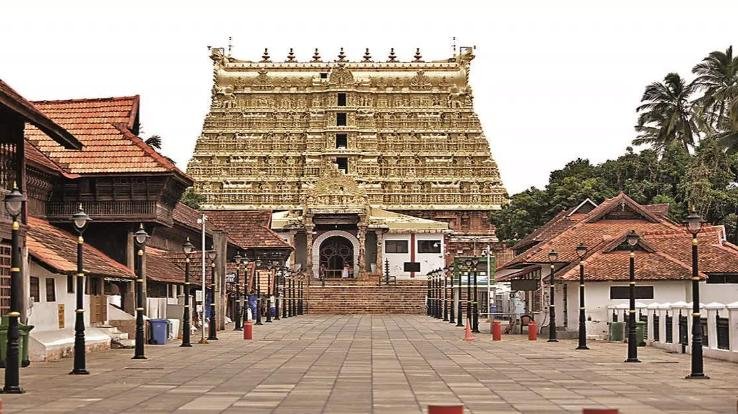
[227,36,232,57]
[337,47,347,62]
[286,48,295,62]
[387,48,397,62]
[312,48,322,62]
[414,48,423,62]
[363,48,372,62]
[261,48,271,62]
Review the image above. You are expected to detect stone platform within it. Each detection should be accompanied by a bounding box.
[307,279,427,314]
[2,315,738,413]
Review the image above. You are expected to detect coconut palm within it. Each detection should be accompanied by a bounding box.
[633,73,698,153]
[692,46,738,153]
[145,135,162,150]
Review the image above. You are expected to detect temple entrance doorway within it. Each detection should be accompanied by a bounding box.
[319,236,354,279]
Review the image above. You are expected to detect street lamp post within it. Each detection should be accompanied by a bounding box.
[456,262,463,327]
[233,252,242,331]
[685,212,708,379]
[181,238,194,346]
[281,269,288,318]
[298,280,304,315]
[548,249,558,342]
[472,258,480,333]
[265,264,273,323]
[441,267,448,322]
[449,266,456,325]
[2,186,25,393]
[576,243,589,350]
[426,272,432,316]
[71,206,91,375]
[255,259,263,325]
[625,230,640,363]
[464,259,472,327]
[207,248,218,340]
[133,224,148,359]
[274,264,281,321]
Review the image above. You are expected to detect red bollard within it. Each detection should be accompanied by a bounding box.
[428,404,464,414]
[491,320,502,341]
[244,320,253,340]
[582,409,618,414]
[528,320,538,341]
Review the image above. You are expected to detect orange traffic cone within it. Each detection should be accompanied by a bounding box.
[463,319,475,342]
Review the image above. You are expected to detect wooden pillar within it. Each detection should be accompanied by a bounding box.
[213,230,227,330]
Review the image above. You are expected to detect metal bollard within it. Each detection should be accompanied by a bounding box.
[528,320,538,341]
[244,320,253,340]
[428,405,464,414]
[491,320,502,341]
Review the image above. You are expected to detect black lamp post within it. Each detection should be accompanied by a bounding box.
[274,263,281,321]
[576,243,589,350]
[298,280,304,315]
[434,270,440,318]
[449,266,456,325]
[472,258,480,333]
[133,224,148,359]
[265,263,273,323]
[255,259,263,325]
[207,248,218,340]
[464,259,472,327]
[685,212,708,379]
[426,272,432,316]
[456,262,463,327]
[181,238,194,346]
[71,206,91,374]
[625,230,640,363]
[281,269,288,318]
[443,268,449,321]
[232,252,242,331]
[2,186,25,393]
[548,249,558,342]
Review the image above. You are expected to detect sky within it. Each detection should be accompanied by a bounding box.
[2,1,737,194]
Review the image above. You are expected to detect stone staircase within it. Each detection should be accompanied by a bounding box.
[307,279,427,314]
[96,325,135,349]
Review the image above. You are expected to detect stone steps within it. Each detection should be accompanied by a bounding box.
[307,282,427,314]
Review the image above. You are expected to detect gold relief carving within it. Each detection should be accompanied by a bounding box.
[328,66,354,86]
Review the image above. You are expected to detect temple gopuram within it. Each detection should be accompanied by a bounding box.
[188,46,507,281]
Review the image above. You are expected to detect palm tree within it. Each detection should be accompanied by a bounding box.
[145,135,162,150]
[692,46,738,153]
[633,73,698,153]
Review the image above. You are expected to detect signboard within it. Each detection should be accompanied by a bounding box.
[511,279,539,291]
[57,304,65,329]
[404,262,420,272]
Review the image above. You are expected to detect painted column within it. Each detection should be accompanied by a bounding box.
[214,230,227,330]
[305,223,314,278]
[726,301,738,352]
[375,230,385,275]
[357,224,367,274]
[705,302,724,350]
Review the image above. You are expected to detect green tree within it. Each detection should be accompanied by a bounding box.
[145,134,162,149]
[692,46,738,153]
[180,188,206,209]
[633,73,699,153]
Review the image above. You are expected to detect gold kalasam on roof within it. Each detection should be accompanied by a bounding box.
[187,48,506,211]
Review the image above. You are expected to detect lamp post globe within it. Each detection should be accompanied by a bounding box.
[2,186,25,393]
[548,249,558,342]
[181,238,194,347]
[684,212,708,379]
[133,224,148,359]
[575,243,589,350]
[625,230,640,363]
[70,205,91,374]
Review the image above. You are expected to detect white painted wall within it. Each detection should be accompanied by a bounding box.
[560,280,689,338]
[701,282,738,304]
[384,233,445,279]
[26,261,90,332]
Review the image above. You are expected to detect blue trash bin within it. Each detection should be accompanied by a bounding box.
[149,319,169,345]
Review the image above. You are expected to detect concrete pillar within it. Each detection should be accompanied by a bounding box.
[705,302,725,350]
[726,302,738,352]
[375,230,385,276]
[657,303,669,345]
[214,230,227,330]
[357,224,367,274]
[305,223,314,277]
[646,303,658,342]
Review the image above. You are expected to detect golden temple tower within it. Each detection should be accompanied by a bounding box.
[188,46,507,255]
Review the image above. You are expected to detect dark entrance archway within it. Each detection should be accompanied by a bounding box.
[319,236,354,278]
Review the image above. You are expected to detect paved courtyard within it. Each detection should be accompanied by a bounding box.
[1,315,737,414]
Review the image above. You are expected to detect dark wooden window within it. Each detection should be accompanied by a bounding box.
[30,277,39,302]
[700,317,708,346]
[418,240,441,254]
[336,134,347,149]
[320,72,328,79]
[653,315,660,342]
[336,113,347,126]
[717,315,729,350]
[45,278,56,302]
[665,314,673,343]
[336,157,348,173]
[385,240,408,254]
[609,286,654,299]
[67,275,74,293]
[706,274,738,284]
[337,93,347,106]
